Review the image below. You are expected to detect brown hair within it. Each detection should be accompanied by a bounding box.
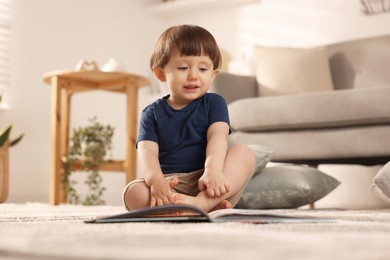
[150,25,222,71]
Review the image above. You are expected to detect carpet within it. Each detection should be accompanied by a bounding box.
[1,203,390,260]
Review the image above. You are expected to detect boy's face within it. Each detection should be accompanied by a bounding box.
[154,49,218,109]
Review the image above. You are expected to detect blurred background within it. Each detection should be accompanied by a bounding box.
[2,0,390,205]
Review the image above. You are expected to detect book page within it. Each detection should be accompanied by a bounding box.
[208,208,268,219]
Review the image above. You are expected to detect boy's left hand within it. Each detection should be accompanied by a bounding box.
[198,168,230,197]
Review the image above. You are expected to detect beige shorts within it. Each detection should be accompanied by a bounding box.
[122,169,247,210]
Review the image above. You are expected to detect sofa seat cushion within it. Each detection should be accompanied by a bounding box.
[229,86,390,132]
[228,125,390,161]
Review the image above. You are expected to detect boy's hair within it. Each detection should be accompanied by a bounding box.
[150,25,222,71]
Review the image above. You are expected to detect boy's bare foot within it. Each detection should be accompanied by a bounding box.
[210,200,232,212]
[172,193,200,208]
[172,193,232,212]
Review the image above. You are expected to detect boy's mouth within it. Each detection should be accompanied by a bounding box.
[184,85,199,90]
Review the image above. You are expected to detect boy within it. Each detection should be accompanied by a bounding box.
[123,25,255,212]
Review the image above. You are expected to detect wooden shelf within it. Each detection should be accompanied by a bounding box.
[70,160,125,172]
[44,69,150,205]
[43,70,150,94]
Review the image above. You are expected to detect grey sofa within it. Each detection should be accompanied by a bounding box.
[211,34,390,166]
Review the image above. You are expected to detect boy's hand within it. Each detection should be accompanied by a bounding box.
[150,177,178,207]
[198,168,230,197]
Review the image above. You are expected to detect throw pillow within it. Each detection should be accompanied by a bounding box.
[247,144,274,176]
[236,165,340,209]
[254,45,334,96]
[372,161,390,204]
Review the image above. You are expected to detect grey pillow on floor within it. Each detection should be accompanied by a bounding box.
[372,161,390,204]
[247,144,274,175]
[236,165,340,209]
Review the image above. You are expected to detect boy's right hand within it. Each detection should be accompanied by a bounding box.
[150,177,178,207]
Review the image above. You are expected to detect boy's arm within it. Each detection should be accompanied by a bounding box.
[138,140,178,207]
[199,121,231,197]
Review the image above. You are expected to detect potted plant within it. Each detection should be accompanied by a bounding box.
[62,117,114,205]
[0,95,24,203]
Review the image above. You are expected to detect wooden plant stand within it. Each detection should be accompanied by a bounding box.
[0,143,9,203]
[43,65,149,205]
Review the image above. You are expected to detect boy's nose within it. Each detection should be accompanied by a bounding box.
[188,69,198,80]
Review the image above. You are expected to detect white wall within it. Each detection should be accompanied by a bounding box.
[7,0,165,204]
[166,0,390,67]
[5,0,390,206]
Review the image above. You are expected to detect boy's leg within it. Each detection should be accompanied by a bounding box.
[123,170,203,211]
[173,144,255,212]
[122,179,151,210]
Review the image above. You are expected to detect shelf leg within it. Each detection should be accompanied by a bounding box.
[126,82,138,184]
[50,77,63,205]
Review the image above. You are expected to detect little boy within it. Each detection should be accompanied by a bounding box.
[123,24,255,212]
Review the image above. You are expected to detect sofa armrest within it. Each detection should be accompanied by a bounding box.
[210,72,257,104]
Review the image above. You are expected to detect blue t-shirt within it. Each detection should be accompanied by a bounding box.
[137,93,230,174]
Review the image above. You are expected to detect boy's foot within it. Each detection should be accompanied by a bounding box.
[172,193,232,212]
[172,193,200,209]
[210,200,232,212]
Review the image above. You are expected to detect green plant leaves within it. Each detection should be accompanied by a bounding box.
[62,117,115,205]
[10,133,24,147]
[0,125,12,147]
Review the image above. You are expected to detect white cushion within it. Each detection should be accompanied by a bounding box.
[315,165,390,209]
[372,162,390,204]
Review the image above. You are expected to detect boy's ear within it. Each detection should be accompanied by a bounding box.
[211,70,219,80]
[153,67,166,82]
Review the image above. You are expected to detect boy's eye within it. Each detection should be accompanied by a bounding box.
[177,67,188,70]
[199,67,208,72]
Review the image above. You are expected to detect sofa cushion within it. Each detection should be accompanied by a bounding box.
[228,125,390,161]
[254,45,334,96]
[328,34,390,90]
[229,86,390,132]
[236,165,340,209]
[211,72,257,104]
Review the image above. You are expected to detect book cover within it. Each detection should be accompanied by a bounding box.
[84,204,335,224]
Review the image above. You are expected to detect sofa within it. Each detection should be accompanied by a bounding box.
[211,34,390,166]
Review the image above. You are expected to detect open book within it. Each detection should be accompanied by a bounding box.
[84,204,334,224]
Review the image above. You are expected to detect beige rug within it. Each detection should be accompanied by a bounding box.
[1,203,390,260]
